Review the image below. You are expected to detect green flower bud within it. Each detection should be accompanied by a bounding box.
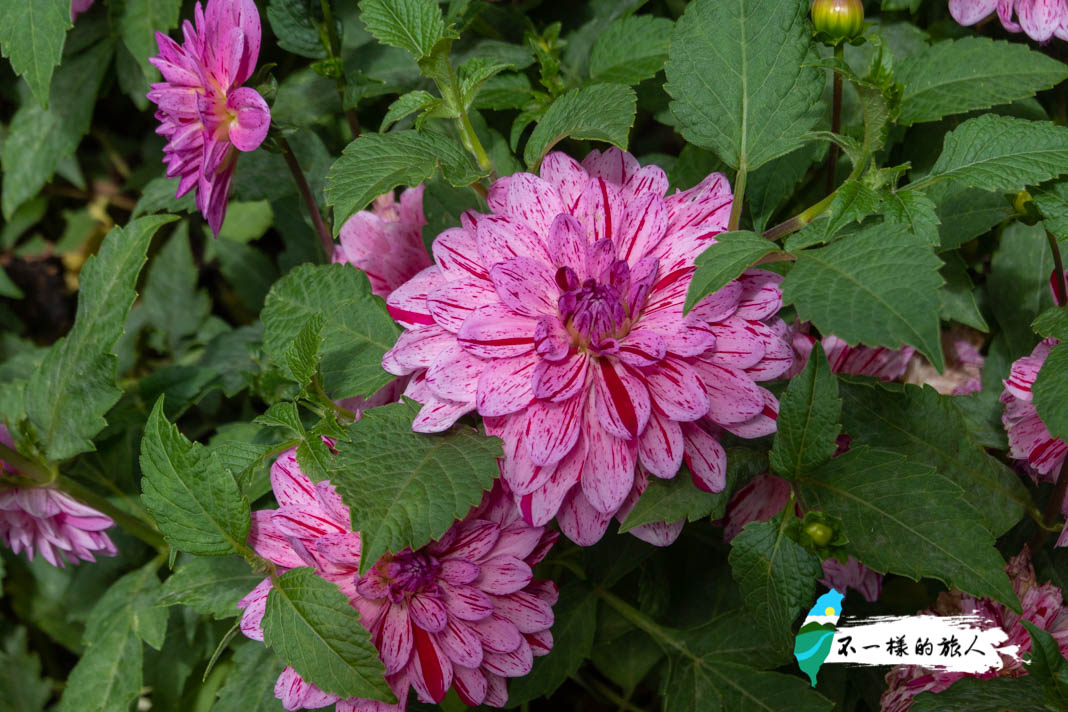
[804,522,834,548]
[811,0,865,43]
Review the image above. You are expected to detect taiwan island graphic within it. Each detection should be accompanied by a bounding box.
[793,588,844,686]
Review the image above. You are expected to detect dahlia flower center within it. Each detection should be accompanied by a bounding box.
[382,551,442,598]
[557,260,631,349]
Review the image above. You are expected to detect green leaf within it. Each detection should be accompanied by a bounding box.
[910,675,1049,712]
[913,115,1068,193]
[327,400,502,574]
[505,583,597,705]
[620,469,731,532]
[989,221,1055,358]
[939,252,989,331]
[214,641,287,712]
[589,15,673,85]
[457,57,514,109]
[57,563,166,712]
[380,89,438,131]
[261,264,401,399]
[838,378,1030,536]
[0,266,23,299]
[358,0,454,59]
[326,130,485,235]
[662,653,832,712]
[142,222,211,355]
[665,0,823,172]
[0,0,71,107]
[523,83,636,170]
[729,514,823,652]
[797,447,1017,608]
[262,568,392,701]
[284,313,325,389]
[1034,342,1068,442]
[1034,307,1068,341]
[1034,178,1068,240]
[267,0,327,59]
[747,143,825,233]
[684,231,778,313]
[896,37,1068,126]
[25,214,177,460]
[157,556,263,619]
[1,36,114,218]
[769,343,841,479]
[0,629,51,712]
[821,181,883,241]
[120,0,182,83]
[215,237,280,313]
[882,190,940,247]
[783,223,945,371]
[932,185,1012,251]
[140,398,251,556]
[132,176,196,218]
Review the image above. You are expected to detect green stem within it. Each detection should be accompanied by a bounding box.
[1029,459,1068,553]
[826,43,844,195]
[595,588,680,654]
[56,475,167,553]
[311,376,357,421]
[728,167,747,232]
[319,0,360,137]
[569,673,646,712]
[0,442,54,484]
[1048,230,1067,307]
[278,135,334,258]
[458,109,493,175]
[762,190,837,241]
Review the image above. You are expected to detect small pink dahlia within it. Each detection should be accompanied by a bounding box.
[238,450,558,711]
[950,0,1068,42]
[147,0,271,235]
[382,148,792,545]
[333,186,433,300]
[0,428,117,567]
[1001,337,1066,479]
[881,549,1068,711]
[789,323,914,381]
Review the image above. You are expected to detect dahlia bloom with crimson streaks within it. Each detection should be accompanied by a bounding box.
[147,0,271,235]
[789,323,914,381]
[381,147,792,545]
[1001,337,1066,482]
[0,427,117,568]
[881,550,1068,711]
[949,0,1068,42]
[238,450,558,711]
[333,186,433,299]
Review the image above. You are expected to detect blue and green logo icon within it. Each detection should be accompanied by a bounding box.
[793,588,844,687]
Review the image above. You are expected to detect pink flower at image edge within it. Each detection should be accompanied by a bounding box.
[0,427,117,567]
[71,0,94,21]
[238,449,559,711]
[381,147,793,547]
[147,0,272,235]
[949,0,1068,42]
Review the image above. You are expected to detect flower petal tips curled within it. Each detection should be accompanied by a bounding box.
[380,148,793,547]
[147,0,271,236]
[239,450,559,711]
[1001,338,1067,479]
[0,427,117,568]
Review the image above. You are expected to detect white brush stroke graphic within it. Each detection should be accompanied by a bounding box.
[824,614,1020,674]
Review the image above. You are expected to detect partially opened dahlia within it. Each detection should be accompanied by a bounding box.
[382,148,792,545]
[238,450,558,711]
[949,0,1068,42]
[333,186,433,299]
[0,427,117,567]
[147,0,271,235]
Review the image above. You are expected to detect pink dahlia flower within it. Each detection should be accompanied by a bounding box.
[881,549,1068,711]
[905,328,985,396]
[1001,337,1066,479]
[950,0,1068,42]
[333,186,433,299]
[381,148,792,545]
[147,0,271,235]
[71,0,94,21]
[820,556,882,603]
[0,427,117,567]
[789,323,914,381]
[238,450,559,711]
